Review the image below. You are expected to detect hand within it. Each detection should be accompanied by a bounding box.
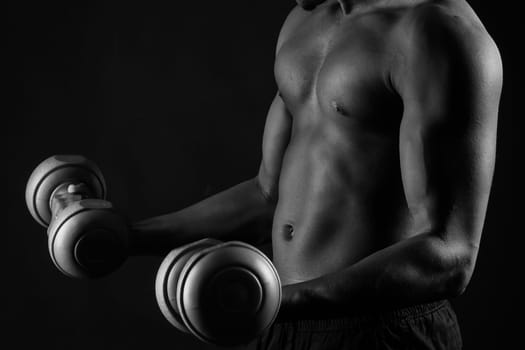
[277,278,350,321]
[277,283,312,321]
[50,183,92,214]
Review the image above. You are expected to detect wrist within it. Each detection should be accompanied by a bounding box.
[277,275,352,321]
[128,216,184,255]
[277,281,318,321]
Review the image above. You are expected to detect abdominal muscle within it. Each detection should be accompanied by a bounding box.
[271,119,412,286]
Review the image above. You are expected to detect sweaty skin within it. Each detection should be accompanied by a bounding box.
[132,0,502,320]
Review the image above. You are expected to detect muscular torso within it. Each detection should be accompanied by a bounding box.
[271,0,472,285]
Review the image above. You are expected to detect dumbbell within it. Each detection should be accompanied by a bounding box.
[155,238,281,346]
[25,155,129,278]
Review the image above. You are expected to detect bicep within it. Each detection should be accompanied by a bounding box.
[397,12,502,250]
[399,102,497,248]
[257,93,292,202]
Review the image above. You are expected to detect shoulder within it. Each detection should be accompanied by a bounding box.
[275,5,310,55]
[393,0,502,95]
[401,0,501,70]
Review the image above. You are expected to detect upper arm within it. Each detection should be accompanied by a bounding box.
[255,7,304,201]
[394,6,503,259]
[257,93,292,203]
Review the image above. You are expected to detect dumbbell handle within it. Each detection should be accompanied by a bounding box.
[48,182,96,228]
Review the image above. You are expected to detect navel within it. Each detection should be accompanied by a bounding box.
[283,224,295,241]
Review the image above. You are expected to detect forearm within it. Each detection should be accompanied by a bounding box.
[279,233,472,321]
[130,177,275,255]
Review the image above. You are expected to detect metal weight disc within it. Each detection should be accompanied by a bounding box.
[47,199,128,278]
[155,238,221,333]
[177,241,281,346]
[25,155,106,227]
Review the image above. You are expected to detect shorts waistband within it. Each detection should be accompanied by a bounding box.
[274,300,450,331]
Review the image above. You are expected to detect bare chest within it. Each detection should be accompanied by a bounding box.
[275,10,401,124]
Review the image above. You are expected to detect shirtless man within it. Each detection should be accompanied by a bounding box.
[132,0,502,348]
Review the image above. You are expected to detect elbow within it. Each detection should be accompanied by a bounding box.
[254,175,278,205]
[427,232,478,298]
[445,266,472,298]
[443,249,476,298]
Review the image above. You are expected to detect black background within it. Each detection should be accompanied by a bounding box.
[7,1,518,349]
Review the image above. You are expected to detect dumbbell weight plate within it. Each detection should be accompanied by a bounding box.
[47,199,128,278]
[155,238,221,333]
[26,155,106,227]
[176,241,281,346]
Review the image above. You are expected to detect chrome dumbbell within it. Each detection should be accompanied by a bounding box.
[155,239,281,346]
[26,155,129,278]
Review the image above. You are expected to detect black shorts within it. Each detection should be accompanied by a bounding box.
[256,300,462,350]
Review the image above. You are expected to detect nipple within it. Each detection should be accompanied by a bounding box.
[331,101,347,115]
[283,224,295,241]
